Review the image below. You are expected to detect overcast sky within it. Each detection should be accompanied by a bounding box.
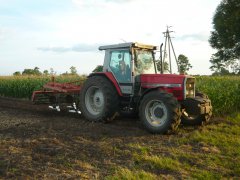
[0,0,221,75]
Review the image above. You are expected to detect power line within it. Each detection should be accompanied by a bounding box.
[162,26,179,74]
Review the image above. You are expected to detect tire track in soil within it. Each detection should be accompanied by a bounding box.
[0,97,148,137]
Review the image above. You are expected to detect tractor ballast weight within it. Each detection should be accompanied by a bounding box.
[32,42,212,134]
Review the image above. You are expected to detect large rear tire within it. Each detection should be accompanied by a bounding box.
[139,91,181,134]
[181,93,212,126]
[79,76,119,122]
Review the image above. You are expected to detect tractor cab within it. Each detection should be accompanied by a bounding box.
[99,42,157,81]
[99,42,159,94]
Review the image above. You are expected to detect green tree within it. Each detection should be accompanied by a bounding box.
[13,71,21,76]
[33,67,42,75]
[92,65,103,72]
[70,66,77,75]
[22,69,34,75]
[209,0,240,73]
[177,54,192,74]
[156,61,169,73]
[212,67,231,75]
[43,70,49,75]
[22,67,42,75]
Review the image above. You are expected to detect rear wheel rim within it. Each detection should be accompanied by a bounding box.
[85,86,104,116]
[145,100,168,127]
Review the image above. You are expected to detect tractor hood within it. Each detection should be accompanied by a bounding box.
[140,74,188,88]
[139,74,195,100]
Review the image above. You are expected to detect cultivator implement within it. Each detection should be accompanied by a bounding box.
[32,79,81,113]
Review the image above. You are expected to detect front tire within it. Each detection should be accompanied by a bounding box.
[139,91,181,134]
[181,93,212,126]
[79,76,119,122]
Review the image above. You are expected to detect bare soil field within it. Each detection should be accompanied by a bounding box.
[0,97,162,179]
[0,97,239,179]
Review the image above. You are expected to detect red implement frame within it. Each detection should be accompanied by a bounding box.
[43,82,81,93]
[32,81,81,102]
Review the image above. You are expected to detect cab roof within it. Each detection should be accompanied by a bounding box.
[99,42,157,51]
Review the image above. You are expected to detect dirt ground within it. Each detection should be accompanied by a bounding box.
[0,97,167,179]
[0,97,233,179]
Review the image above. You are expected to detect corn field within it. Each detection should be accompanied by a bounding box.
[196,76,240,115]
[0,75,239,115]
[0,75,86,99]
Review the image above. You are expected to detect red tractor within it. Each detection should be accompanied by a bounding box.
[32,42,212,134]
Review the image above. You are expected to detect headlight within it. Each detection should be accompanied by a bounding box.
[185,77,195,98]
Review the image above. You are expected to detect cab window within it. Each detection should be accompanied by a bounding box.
[134,49,156,75]
[109,50,131,83]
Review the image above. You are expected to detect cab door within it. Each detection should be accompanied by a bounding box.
[109,50,133,95]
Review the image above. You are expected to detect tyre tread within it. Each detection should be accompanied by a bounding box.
[79,76,119,122]
[139,90,181,134]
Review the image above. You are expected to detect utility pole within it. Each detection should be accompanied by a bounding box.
[162,26,179,74]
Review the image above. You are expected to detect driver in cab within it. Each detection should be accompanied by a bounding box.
[117,54,130,82]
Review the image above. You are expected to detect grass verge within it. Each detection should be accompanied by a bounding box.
[106,114,240,179]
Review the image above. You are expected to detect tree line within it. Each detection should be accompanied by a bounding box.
[13,66,78,76]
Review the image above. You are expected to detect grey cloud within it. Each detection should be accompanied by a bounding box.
[72,44,99,52]
[38,43,100,53]
[178,33,209,42]
[37,47,70,52]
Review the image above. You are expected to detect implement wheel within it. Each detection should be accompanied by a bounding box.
[79,76,119,122]
[139,91,181,134]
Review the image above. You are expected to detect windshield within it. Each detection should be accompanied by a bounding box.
[134,49,156,75]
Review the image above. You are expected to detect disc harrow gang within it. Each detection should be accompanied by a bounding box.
[32,80,81,113]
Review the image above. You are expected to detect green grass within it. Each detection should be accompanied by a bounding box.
[106,113,240,179]
[106,168,157,180]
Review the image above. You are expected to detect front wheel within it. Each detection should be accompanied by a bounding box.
[139,91,181,134]
[181,93,212,126]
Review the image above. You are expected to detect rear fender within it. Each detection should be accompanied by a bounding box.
[89,72,123,96]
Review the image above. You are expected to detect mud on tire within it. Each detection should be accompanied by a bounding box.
[79,76,119,122]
